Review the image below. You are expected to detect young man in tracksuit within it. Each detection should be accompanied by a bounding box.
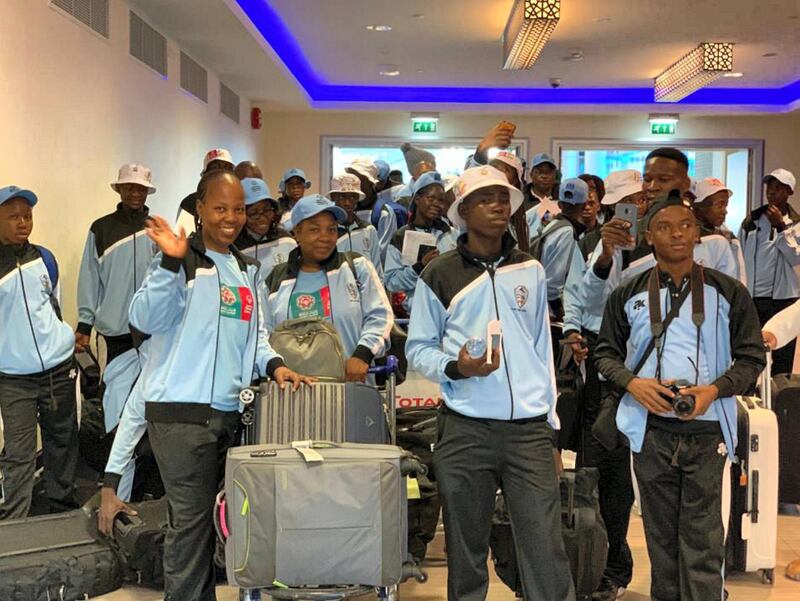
[692,177,746,281]
[330,173,384,279]
[76,163,157,363]
[739,168,800,374]
[0,185,78,519]
[594,195,765,601]
[176,148,235,234]
[407,166,575,601]
[348,158,401,263]
[560,169,648,601]
[535,177,588,322]
[234,177,297,282]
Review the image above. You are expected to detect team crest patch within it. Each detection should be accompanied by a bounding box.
[514,285,528,308]
[296,294,315,311]
[219,285,254,321]
[347,282,359,302]
[40,274,51,294]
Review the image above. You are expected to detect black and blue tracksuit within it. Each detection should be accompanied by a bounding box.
[0,242,78,519]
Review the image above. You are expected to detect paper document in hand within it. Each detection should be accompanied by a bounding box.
[401,230,437,265]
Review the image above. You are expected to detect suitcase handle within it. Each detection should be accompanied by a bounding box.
[759,346,772,411]
[214,491,229,541]
[368,355,399,375]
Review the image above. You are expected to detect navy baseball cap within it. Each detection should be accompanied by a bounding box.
[242,178,276,206]
[559,178,589,205]
[0,186,38,207]
[531,153,557,169]
[287,194,347,232]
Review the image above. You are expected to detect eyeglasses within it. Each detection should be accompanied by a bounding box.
[246,209,273,219]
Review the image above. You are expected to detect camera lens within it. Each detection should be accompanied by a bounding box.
[672,394,695,417]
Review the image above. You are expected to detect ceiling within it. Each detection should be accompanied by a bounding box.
[130,0,800,112]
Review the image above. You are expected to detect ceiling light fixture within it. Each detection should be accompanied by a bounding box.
[502,0,561,70]
[563,50,584,62]
[648,113,680,125]
[410,112,440,122]
[378,64,400,77]
[366,25,392,32]
[762,52,778,57]
[723,72,744,78]
[654,42,734,102]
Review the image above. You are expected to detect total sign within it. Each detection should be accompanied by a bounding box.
[395,370,442,409]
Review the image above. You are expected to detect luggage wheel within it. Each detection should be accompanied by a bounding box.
[760,568,774,585]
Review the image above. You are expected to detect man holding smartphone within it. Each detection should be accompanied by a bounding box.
[407,165,574,601]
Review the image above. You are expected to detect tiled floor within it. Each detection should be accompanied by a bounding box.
[94,514,800,600]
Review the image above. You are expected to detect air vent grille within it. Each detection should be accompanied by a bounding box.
[130,11,167,77]
[51,0,109,38]
[180,52,208,103]
[220,83,240,124]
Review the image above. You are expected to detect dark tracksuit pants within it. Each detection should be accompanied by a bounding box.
[434,405,575,601]
[576,331,634,589]
[0,359,78,519]
[633,421,727,601]
[148,409,240,601]
[753,297,797,374]
[101,333,134,366]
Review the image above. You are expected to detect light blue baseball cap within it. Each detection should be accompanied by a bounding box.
[374,160,391,182]
[411,171,444,197]
[559,178,589,205]
[242,178,276,206]
[287,194,347,232]
[279,168,311,192]
[531,153,557,169]
[0,186,38,207]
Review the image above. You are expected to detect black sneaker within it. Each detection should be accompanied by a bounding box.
[592,577,626,600]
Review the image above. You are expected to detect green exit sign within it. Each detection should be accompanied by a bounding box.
[412,120,438,133]
[651,122,676,135]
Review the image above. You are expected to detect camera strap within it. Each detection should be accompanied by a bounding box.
[647,263,705,381]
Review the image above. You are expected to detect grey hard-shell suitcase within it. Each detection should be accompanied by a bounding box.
[222,442,418,589]
[241,381,390,445]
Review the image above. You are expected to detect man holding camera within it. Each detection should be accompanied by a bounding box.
[594,193,765,601]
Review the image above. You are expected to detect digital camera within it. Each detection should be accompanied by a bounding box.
[664,379,695,417]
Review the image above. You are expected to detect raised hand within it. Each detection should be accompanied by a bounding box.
[145,216,188,259]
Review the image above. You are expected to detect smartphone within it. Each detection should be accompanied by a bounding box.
[614,203,638,250]
[486,320,502,364]
[499,120,517,136]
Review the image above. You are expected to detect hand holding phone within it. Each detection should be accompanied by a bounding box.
[613,203,639,250]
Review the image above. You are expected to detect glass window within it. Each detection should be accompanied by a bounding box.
[556,141,763,233]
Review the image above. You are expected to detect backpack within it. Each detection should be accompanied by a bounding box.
[528,218,573,262]
[371,198,409,230]
[267,254,361,382]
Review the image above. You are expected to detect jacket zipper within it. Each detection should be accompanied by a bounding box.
[487,265,515,420]
[208,265,222,419]
[18,260,47,373]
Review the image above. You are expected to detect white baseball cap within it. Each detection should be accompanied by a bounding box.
[347,158,379,184]
[490,151,524,185]
[111,163,156,194]
[329,173,366,201]
[694,178,732,204]
[447,166,523,230]
[202,148,234,172]
[601,169,643,206]
[763,168,796,193]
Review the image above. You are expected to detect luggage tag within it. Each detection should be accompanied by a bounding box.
[291,440,325,463]
[407,477,421,500]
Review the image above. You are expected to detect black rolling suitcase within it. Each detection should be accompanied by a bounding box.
[112,497,168,588]
[0,503,123,600]
[490,468,608,600]
[771,373,800,505]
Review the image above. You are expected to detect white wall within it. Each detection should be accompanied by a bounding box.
[0,0,258,324]
[255,110,800,199]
